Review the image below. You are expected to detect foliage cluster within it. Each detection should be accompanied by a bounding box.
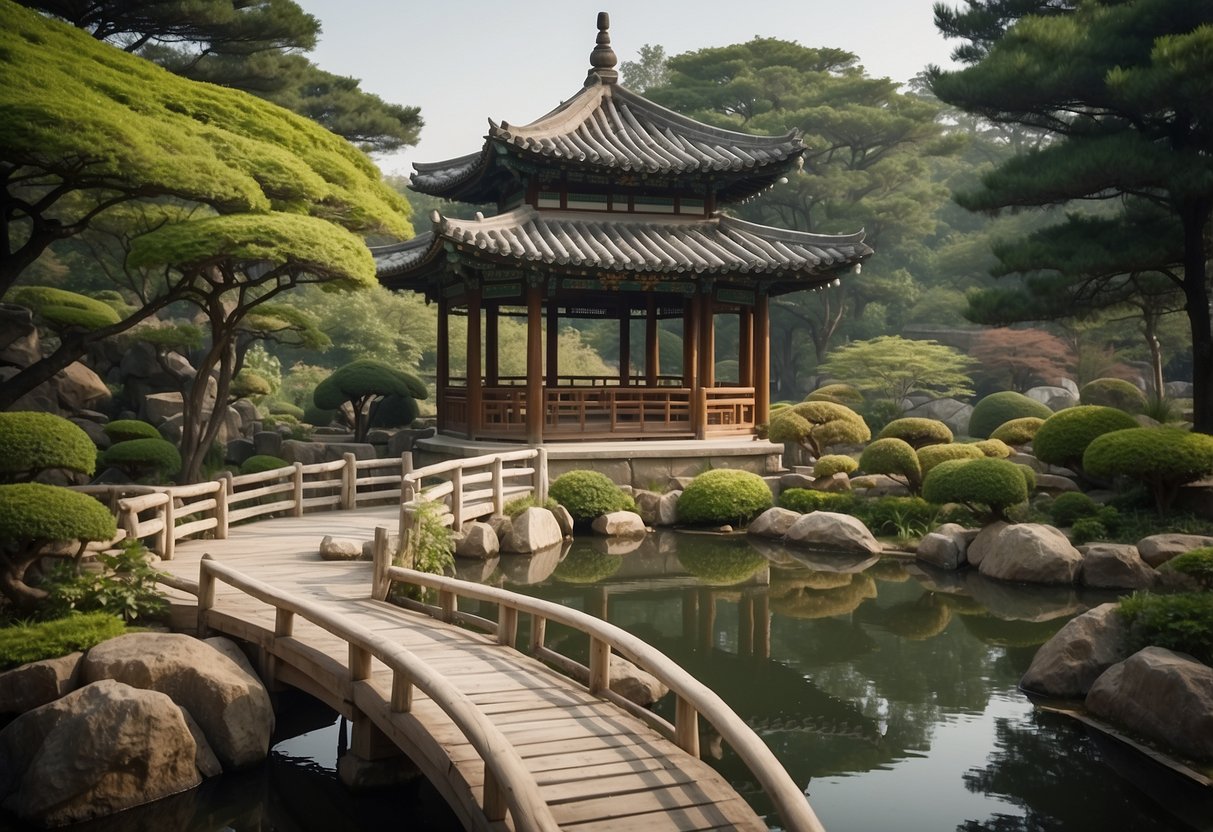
[818,336,974,408]
[922,457,1030,522]
[1083,428,1213,513]
[99,438,183,481]
[1119,593,1213,668]
[778,489,855,514]
[973,438,1013,458]
[0,483,116,546]
[917,442,984,474]
[1161,548,1213,591]
[102,420,160,444]
[0,412,97,482]
[41,541,168,623]
[813,455,858,478]
[878,418,953,449]
[1047,492,1101,527]
[850,496,944,539]
[313,359,427,443]
[990,417,1045,446]
[767,401,871,457]
[968,392,1053,439]
[502,494,560,518]
[552,549,623,585]
[1080,378,1147,414]
[676,469,773,526]
[1033,406,1139,470]
[239,455,289,475]
[8,286,121,331]
[0,613,126,671]
[806,384,865,406]
[969,327,1073,393]
[859,438,922,492]
[400,501,454,578]
[549,471,632,524]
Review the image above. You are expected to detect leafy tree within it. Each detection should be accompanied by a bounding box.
[312,359,427,443]
[766,401,871,458]
[929,2,1213,433]
[818,336,974,411]
[18,0,422,152]
[1084,427,1213,514]
[619,44,670,92]
[969,327,1073,392]
[0,4,411,412]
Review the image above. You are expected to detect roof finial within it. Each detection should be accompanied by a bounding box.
[587,11,618,85]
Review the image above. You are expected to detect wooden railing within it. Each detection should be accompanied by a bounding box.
[399,448,545,532]
[702,386,757,435]
[371,538,826,832]
[197,556,561,832]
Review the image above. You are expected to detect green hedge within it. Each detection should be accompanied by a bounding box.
[878,417,953,449]
[0,411,97,480]
[239,455,289,475]
[813,455,858,478]
[968,392,1053,439]
[677,469,773,526]
[1120,592,1213,666]
[1083,427,1213,513]
[1080,378,1146,414]
[102,419,160,444]
[0,613,126,671]
[1048,492,1101,526]
[974,438,1012,458]
[922,457,1030,520]
[1033,406,1139,469]
[1161,548,1213,590]
[549,470,631,524]
[990,416,1045,446]
[99,438,182,479]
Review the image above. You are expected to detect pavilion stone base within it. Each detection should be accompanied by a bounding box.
[414,435,785,490]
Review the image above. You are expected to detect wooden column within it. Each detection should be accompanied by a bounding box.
[546,298,559,388]
[682,297,698,388]
[527,285,544,444]
[696,290,715,439]
[618,306,631,386]
[485,302,499,387]
[754,291,771,426]
[645,294,659,387]
[739,306,753,387]
[466,289,482,439]
[436,296,449,433]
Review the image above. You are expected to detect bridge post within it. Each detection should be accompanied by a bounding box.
[215,473,231,540]
[196,556,215,637]
[371,527,391,602]
[534,447,549,502]
[491,457,504,516]
[291,463,304,517]
[450,467,464,529]
[341,452,357,510]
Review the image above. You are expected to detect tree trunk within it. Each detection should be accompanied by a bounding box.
[1180,201,1213,434]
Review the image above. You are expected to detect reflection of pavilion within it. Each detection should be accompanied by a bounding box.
[375,14,870,444]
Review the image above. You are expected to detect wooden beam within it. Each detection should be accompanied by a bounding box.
[645,294,659,387]
[467,288,482,439]
[754,291,770,426]
[527,285,544,444]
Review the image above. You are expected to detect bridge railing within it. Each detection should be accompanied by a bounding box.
[370,532,826,832]
[398,448,546,532]
[196,555,560,832]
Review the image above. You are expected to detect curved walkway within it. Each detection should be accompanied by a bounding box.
[160,508,790,831]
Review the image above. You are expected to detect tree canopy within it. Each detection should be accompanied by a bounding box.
[818,336,975,407]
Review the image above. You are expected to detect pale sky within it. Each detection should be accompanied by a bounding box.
[295,1,959,176]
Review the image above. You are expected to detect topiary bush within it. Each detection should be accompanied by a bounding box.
[677,469,773,526]
[813,455,858,478]
[230,369,272,400]
[0,612,127,671]
[968,392,1053,439]
[805,383,865,407]
[878,418,953,449]
[99,438,182,481]
[1070,517,1109,545]
[549,470,631,524]
[766,401,870,458]
[239,455,289,475]
[778,489,855,514]
[303,404,337,427]
[1033,406,1139,472]
[1119,592,1213,667]
[1083,427,1213,514]
[1161,548,1213,590]
[1048,492,1101,527]
[973,438,1012,458]
[917,442,983,475]
[267,400,306,420]
[368,393,421,429]
[1080,377,1147,414]
[990,416,1046,447]
[0,411,97,483]
[313,360,428,442]
[859,437,922,493]
[922,457,1030,522]
[102,419,160,444]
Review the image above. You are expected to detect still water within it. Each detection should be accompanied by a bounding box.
[12,532,1212,831]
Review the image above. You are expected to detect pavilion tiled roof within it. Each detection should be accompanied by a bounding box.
[410,78,805,204]
[375,207,870,292]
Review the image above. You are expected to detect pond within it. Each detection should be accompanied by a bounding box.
[9,531,1211,832]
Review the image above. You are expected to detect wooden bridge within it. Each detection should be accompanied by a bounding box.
[86,450,825,831]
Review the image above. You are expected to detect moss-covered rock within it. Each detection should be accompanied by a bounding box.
[1034,406,1139,470]
[99,438,182,480]
[877,417,953,449]
[0,411,97,482]
[1160,547,1213,590]
[859,438,922,492]
[968,392,1053,439]
[1083,427,1213,513]
[990,416,1045,446]
[677,469,773,526]
[813,454,858,478]
[1080,377,1147,414]
[549,470,631,524]
[102,419,160,444]
[917,442,983,474]
[922,457,1030,521]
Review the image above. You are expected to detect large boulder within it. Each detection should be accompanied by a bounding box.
[81,633,273,770]
[55,361,111,411]
[280,439,327,466]
[0,652,82,715]
[591,511,647,538]
[1024,385,1079,411]
[1086,647,1213,761]
[747,507,802,540]
[501,507,563,554]
[902,397,973,436]
[1136,534,1213,568]
[0,680,203,826]
[979,523,1083,584]
[915,523,971,571]
[784,511,881,555]
[1080,544,1156,590]
[0,303,40,367]
[966,521,1010,568]
[1020,603,1130,697]
[455,521,499,559]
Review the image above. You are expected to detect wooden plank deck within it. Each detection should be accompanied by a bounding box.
[161,508,772,831]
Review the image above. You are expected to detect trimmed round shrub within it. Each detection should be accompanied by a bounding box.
[806,383,864,407]
[0,411,97,481]
[239,455,289,475]
[922,457,1030,521]
[676,469,773,526]
[676,539,769,585]
[1080,377,1147,414]
[99,438,182,479]
[878,417,953,449]
[778,489,854,514]
[813,454,858,478]
[1033,406,1139,469]
[0,482,117,545]
[767,401,870,457]
[974,438,1012,459]
[1161,547,1213,589]
[102,419,160,444]
[553,549,623,584]
[1048,492,1101,527]
[990,417,1045,446]
[231,369,272,400]
[267,400,306,420]
[549,470,631,524]
[303,404,337,426]
[1083,427,1213,513]
[917,442,983,474]
[368,393,421,429]
[968,392,1053,439]
[859,438,922,490]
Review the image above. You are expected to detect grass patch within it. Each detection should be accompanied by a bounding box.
[0,613,126,671]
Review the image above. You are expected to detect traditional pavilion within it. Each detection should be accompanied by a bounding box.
[375,14,872,445]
